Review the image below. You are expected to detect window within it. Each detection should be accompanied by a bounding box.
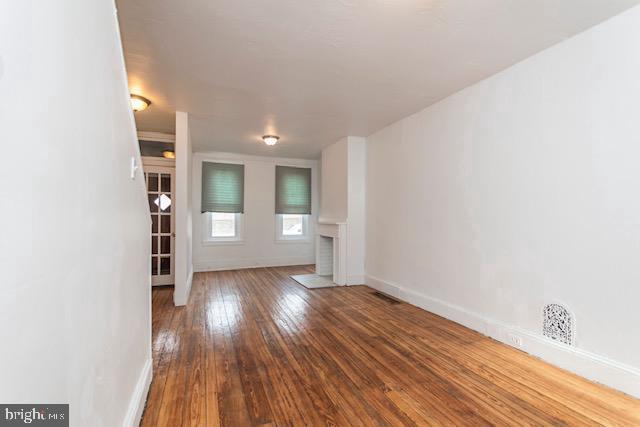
[276,214,309,241]
[201,161,245,243]
[204,212,243,242]
[282,214,304,236]
[211,212,237,237]
[275,165,312,241]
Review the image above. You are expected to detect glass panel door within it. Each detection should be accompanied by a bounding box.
[144,166,175,286]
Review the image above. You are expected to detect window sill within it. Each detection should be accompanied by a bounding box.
[202,239,245,246]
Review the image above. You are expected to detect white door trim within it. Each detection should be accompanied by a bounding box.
[143,161,176,286]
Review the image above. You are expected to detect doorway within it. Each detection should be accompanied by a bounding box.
[143,160,175,286]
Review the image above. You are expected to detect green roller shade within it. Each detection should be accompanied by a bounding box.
[201,162,244,213]
[275,166,311,214]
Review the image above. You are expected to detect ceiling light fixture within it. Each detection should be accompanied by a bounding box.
[162,150,175,159]
[262,135,279,146]
[130,94,151,112]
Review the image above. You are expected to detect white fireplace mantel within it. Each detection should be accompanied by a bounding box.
[316,220,347,285]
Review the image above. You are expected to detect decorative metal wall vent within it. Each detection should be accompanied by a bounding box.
[543,303,574,345]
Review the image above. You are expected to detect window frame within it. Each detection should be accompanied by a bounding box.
[275,213,310,243]
[202,212,244,245]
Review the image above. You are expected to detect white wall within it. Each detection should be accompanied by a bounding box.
[366,6,640,397]
[346,138,366,284]
[192,152,318,271]
[320,139,348,222]
[174,112,193,305]
[0,1,152,425]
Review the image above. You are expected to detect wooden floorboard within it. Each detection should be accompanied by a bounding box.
[141,265,640,426]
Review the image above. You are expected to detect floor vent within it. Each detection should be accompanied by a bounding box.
[372,291,401,304]
[543,303,574,345]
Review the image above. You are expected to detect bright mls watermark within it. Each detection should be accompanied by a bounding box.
[0,405,68,426]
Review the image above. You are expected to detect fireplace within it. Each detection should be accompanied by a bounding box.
[315,220,347,285]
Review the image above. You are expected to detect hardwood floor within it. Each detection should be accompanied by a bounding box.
[142,265,640,426]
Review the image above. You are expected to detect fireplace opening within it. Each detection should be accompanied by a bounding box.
[316,235,334,278]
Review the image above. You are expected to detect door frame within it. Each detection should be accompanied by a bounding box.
[142,156,175,168]
[143,157,176,286]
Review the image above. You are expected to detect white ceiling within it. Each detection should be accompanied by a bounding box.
[117,0,639,159]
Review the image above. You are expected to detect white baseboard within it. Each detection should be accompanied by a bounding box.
[122,357,152,427]
[366,274,640,398]
[194,256,314,272]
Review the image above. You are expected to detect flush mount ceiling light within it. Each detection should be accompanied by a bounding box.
[130,94,151,112]
[162,150,175,159]
[262,135,279,146]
